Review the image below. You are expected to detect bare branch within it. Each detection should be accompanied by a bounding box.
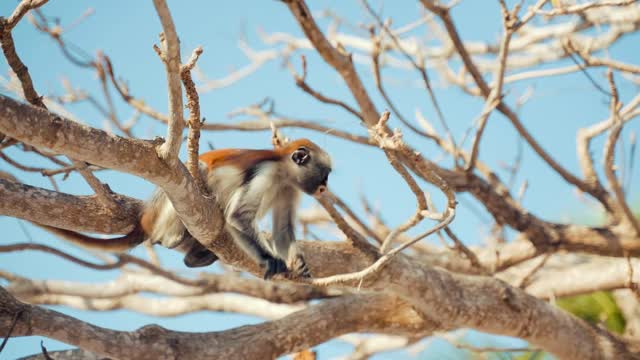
[538,0,636,16]
[25,292,304,319]
[4,0,49,30]
[288,55,363,120]
[0,18,46,107]
[0,178,140,234]
[181,46,206,192]
[466,1,515,172]
[221,109,374,146]
[362,0,453,146]
[369,28,443,144]
[3,271,339,304]
[309,208,454,286]
[0,287,425,360]
[603,71,640,235]
[420,0,613,209]
[103,56,169,122]
[152,0,184,162]
[315,193,377,257]
[69,160,120,213]
[283,0,380,126]
[524,256,640,299]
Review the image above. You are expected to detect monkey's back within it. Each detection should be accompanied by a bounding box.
[199,149,282,171]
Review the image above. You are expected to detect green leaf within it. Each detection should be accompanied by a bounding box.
[557,291,626,334]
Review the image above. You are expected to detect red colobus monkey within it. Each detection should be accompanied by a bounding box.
[47,139,331,279]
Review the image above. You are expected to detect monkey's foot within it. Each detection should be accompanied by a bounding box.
[263,257,288,280]
[290,255,312,279]
[183,241,219,268]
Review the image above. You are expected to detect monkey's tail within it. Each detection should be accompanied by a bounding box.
[36,224,146,252]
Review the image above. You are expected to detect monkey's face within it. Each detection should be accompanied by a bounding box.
[289,146,332,196]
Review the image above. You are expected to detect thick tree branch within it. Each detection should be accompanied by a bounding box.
[373,257,639,360]
[0,287,426,359]
[0,95,233,266]
[0,178,141,234]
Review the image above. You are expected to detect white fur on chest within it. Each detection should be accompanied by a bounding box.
[208,161,292,220]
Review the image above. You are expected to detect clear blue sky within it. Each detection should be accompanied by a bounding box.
[1,0,638,358]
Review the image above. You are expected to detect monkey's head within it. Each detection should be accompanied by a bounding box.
[283,139,332,196]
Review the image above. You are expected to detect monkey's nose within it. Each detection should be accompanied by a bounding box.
[314,185,327,197]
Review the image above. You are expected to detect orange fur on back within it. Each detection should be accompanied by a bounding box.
[199,149,282,171]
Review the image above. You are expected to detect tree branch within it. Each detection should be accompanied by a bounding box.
[0,287,425,359]
[152,0,184,163]
[283,0,379,126]
[0,178,140,234]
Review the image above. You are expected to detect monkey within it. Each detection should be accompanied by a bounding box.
[41,138,332,280]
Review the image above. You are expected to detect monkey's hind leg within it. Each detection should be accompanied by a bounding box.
[184,242,219,268]
[178,232,219,268]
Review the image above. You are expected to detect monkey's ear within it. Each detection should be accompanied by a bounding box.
[291,147,310,165]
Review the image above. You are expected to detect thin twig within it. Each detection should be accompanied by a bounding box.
[518,252,552,289]
[70,159,119,213]
[537,0,635,16]
[577,94,640,206]
[466,1,514,173]
[310,208,455,286]
[96,52,132,137]
[284,0,380,126]
[420,0,611,208]
[103,55,169,122]
[0,242,202,288]
[223,109,374,146]
[570,43,640,75]
[0,309,22,354]
[288,55,363,121]
[0,150,45,172]
[603,71,640,236]
[331,194,383,244]
[372,112,429,253]
[369,27,443,145]
[378,153,427,253]
[316,194,378,257]
[362,0,454,148]
[564,42,612,97]
[181,46,207,192]
[443,227,485,272]
[40,341,54,360]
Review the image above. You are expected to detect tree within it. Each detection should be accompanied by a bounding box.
[1,0,640,359]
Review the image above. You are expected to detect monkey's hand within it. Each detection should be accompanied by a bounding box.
[289,254,312,279]
[262,257,289,280]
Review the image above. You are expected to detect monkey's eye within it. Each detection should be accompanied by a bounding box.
[291,147,310,166]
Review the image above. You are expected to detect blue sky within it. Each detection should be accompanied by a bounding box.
[0,0,638,358]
